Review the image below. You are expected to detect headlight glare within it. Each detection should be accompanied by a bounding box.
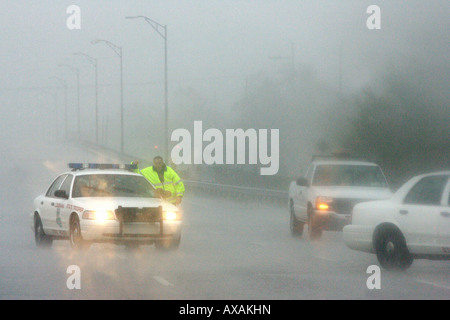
[82,210,116,221]
[163,211,178,221]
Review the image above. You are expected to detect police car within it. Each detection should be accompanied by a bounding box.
[31,163,182,250]
[343,171,450,270]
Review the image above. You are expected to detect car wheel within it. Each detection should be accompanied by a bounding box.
[34,215,53,248]
[155,236,181,251]
[376,229,413,270]
[69,216,91,250]
[290,202,304,237]
[308,211,322,240]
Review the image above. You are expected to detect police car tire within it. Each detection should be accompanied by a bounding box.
[375,228,413,271]
[155,236,181,251]
[34,215,53,248]
[69,216,91,250]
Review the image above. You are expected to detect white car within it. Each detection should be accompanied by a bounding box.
[31,163,182,250]
[343,171,450,270]
[289,156,392,239]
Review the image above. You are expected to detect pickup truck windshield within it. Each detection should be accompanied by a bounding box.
[72,174,156,198]
[312,165,388,187]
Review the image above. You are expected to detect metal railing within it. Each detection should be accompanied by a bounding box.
[184,179,288,205]
[79,140,289,205]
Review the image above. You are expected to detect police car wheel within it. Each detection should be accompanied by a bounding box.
[375,228,413,270]
[69,216,90,250]
[155,236,181,251]
[34,215,53,248]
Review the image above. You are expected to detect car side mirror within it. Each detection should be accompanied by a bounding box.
[54,189,68,199]
[296,177,309,187]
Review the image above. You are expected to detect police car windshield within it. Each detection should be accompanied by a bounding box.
[72,174,156,198]
[312,165,388,187]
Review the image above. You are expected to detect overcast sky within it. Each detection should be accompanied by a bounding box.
[2,1,448,88]
[0,1,448,166]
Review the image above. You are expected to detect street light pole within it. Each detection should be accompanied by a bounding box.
[49,76,68,140]
[126,15,169,162]
[120,46,123,153]
[40,91,58,139]
[58,64,80,137]
[91,39,124,153]
[74,52,99,145]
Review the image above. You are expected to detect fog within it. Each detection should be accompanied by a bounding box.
[1,1,448,178]
[1,138,449,300]
[0,0,449,300]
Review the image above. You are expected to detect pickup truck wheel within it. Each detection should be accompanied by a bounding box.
[34,215,53,248]
[308,212,322,240]
[290,202,304,237]
[375,229,413,270]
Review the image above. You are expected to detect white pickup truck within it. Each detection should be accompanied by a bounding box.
[289,156,393,240]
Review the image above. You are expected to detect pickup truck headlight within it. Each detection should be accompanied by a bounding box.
[315,196,333,211]
[82,210,116,221]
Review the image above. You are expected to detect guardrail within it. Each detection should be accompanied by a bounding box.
[184,179,288,205]
[78,140,289,206]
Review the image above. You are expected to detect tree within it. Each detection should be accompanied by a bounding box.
[342,71,449,186]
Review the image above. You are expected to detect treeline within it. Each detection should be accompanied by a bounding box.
[170,62,449,190]
[340,71,449,188]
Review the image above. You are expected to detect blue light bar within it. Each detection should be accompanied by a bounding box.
[68,163,84,169]
[68,163,137,170]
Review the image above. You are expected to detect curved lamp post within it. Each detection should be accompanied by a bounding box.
[126,15,169,161]
[91,39,124,153]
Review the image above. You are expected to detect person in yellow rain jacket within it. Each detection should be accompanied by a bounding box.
[132,156,185,205]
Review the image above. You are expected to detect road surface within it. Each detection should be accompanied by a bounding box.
[0,139,448,300]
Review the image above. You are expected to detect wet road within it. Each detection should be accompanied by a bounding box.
[0,141,449,300]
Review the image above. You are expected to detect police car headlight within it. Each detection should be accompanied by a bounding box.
[82,210,116,221]
[163,211,179,221]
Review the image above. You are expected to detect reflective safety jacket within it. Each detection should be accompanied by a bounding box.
[137,165,185,204]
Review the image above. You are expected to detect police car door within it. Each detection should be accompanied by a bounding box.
[400,174,448,254]
[55,174,74,235]
[41,174,67,234]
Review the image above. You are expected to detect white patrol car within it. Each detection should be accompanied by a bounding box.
[343,171,450,270]
[31,163,182,250]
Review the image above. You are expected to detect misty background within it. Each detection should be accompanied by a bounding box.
[1,0,449,190]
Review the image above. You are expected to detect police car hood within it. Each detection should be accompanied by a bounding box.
[72,197,178,212]
[310,186,393,200]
